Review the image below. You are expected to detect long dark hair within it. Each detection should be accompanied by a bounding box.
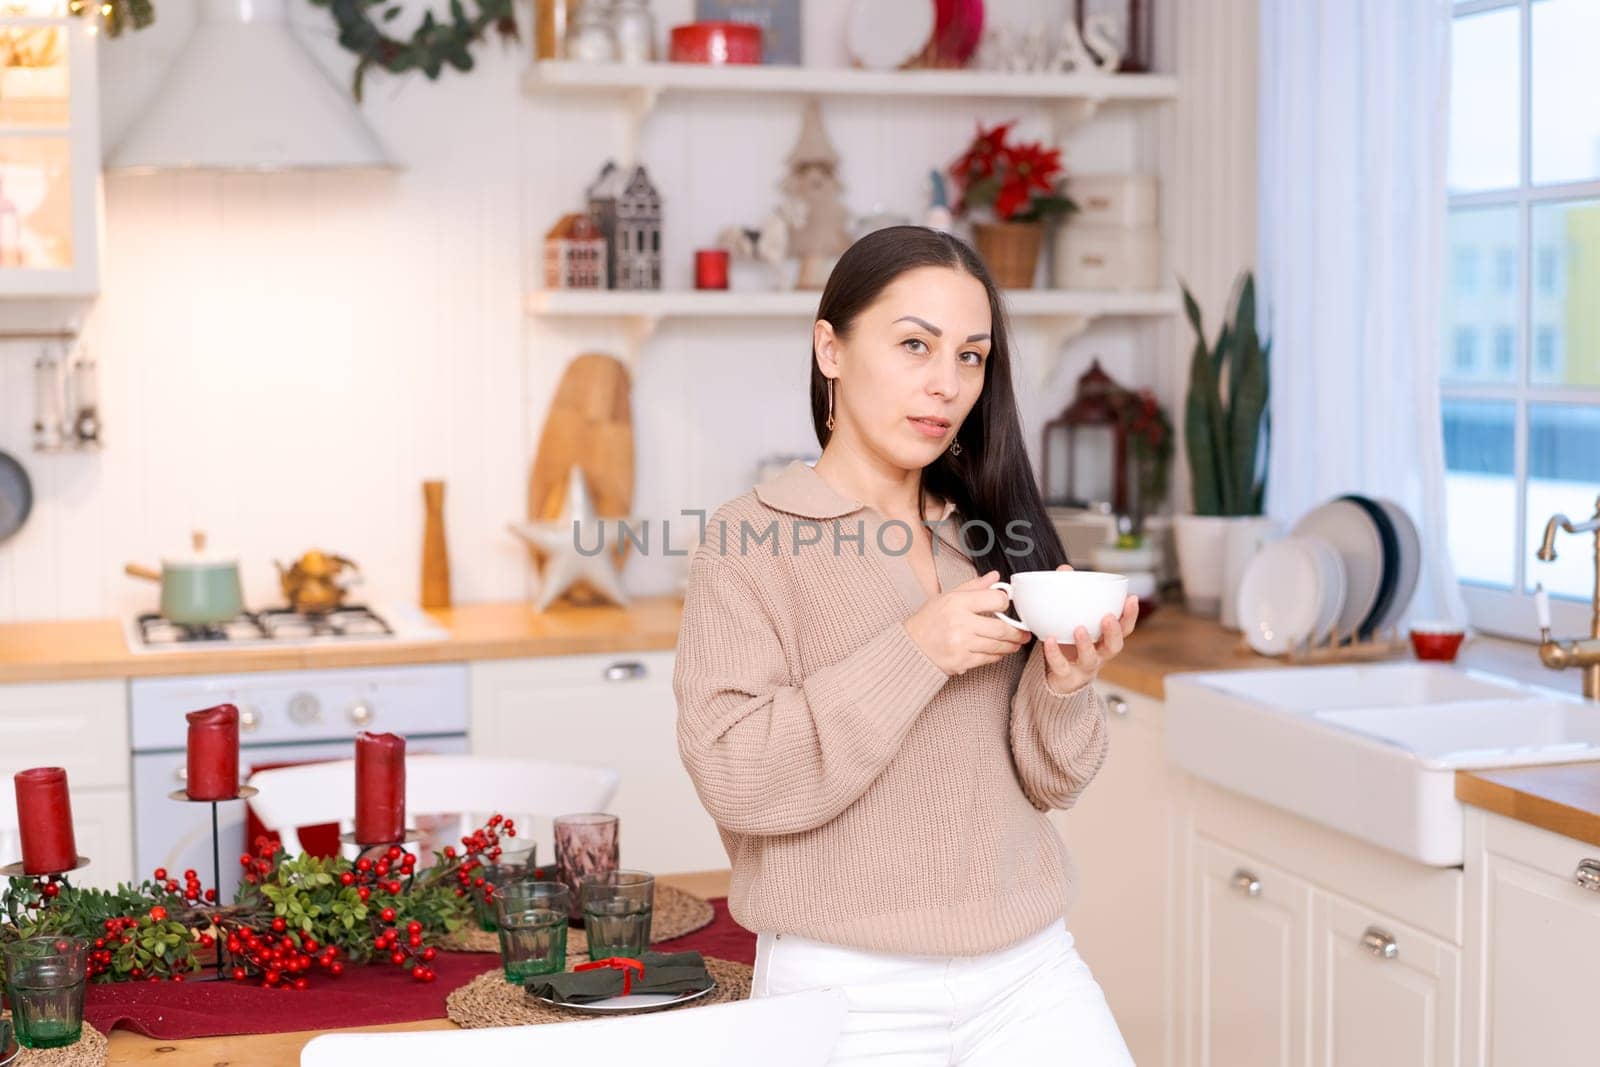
[809,225,1069,589]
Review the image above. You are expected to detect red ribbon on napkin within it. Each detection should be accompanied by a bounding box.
[574,956,645,995]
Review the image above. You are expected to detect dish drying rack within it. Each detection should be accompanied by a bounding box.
[1242,625,1411,664]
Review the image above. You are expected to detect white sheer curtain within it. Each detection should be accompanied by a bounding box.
[1257,0,1467,625]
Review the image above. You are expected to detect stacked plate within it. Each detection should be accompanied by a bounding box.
[1237,495,1421,656]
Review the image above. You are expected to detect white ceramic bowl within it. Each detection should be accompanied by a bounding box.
[989,570,1130,643]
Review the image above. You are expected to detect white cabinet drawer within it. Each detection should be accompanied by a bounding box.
[0,680,128,787]
[1313,890,1459,1067]
[1064,174,1159,226]
[1054,224,1162,291]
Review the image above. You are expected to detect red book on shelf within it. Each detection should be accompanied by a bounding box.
[14,767,77,874]
[185,704,240,801]
[354,732,406,844]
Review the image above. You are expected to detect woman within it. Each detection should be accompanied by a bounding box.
[672,226,1139,1065]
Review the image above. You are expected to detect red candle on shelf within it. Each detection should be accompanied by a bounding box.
[185,703,240,800]
[695,248,730,290]
[354,731,406,844]
[14,767,77,874]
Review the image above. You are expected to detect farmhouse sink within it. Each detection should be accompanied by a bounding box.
[1165,663,1589,867]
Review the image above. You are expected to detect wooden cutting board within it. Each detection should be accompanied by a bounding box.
[526,354,635,601]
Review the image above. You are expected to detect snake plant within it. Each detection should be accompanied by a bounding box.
[1182,271,1270,516]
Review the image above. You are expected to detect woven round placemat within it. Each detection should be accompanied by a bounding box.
[446,956,751,1028]
[445,884,715,956]
[3,1019,107,1067]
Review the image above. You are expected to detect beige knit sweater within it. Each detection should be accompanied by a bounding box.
[672,459,1109,956]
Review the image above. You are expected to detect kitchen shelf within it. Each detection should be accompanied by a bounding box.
[524,60,1177,103]
[523,60,1176,160]
[526,287,1179,382]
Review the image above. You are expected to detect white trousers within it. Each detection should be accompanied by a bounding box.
[750,917,1136,1066]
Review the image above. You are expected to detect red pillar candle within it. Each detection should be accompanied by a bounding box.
[354,731,406,844]
[185,703,240,800]
[14,767,77,874]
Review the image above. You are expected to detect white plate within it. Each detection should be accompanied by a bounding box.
[528,978,717,1015]
[846,0,936,70]
[1292,499,1385,639]
[1301,534,1347,644]
[1237,539,1324,655]
[1375,498,1421,631]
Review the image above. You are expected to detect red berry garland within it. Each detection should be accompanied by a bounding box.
[1,814,520,990]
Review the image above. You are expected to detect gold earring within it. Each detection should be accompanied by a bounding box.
[825,378,835,431]
[949,438,962,456]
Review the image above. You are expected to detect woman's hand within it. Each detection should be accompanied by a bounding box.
[1040,563,1139,696]
[904,570,1029,676]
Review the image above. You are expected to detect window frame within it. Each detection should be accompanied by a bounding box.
[1446,0,1600,639]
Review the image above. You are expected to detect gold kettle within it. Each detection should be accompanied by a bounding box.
[274,550,361,614]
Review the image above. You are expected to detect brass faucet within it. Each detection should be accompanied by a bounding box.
[1536,495,1600,699]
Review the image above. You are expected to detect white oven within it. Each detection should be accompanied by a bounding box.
[130,663,469,900]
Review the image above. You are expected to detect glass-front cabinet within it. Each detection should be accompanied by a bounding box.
[0,0,101,301]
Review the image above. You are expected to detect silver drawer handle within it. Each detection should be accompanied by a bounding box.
[603,660,647,682]
[1104,693,1130,717]
[1231,869,1261,897]
[1361,926,1398,959]
[1575,859,1600,893]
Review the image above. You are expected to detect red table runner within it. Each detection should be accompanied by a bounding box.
[84,897,756,1041]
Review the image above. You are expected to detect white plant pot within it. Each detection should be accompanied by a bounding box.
[1173,515,1232,617]
[1219,516,1282,630]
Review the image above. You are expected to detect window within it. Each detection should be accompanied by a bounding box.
[1495,247,1515,290]
[1443,0,1600,637]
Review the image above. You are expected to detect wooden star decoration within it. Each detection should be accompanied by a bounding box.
[509,467,631,611]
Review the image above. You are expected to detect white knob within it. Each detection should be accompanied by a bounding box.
[287,692,322,726]
[348,700,375,727]
[238,704,262,732]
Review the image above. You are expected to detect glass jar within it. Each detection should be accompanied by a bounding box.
[611,0,655,63]
[567,0,617,62]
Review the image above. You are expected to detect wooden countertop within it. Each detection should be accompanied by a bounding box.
[105,869,732,1066]
[1096,605,1281,700]
[0,595,1266,694]
[0,598,686,684]
[1456,763,1600,849]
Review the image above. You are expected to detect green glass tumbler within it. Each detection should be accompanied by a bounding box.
[494,881,569,982]
[580,869,654,959]
[2,936,89,1049]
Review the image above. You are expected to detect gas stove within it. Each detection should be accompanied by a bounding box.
[123,603,447,652]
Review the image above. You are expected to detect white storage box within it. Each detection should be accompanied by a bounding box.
[1054,224,1162,291]
[1064,175,1159,227]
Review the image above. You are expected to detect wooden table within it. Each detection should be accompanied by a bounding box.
[106,870,732,1067]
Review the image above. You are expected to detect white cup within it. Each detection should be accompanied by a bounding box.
[988,570,1131,643]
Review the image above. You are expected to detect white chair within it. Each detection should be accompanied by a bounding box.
[299,987,849,1067]
[246,754,620,856]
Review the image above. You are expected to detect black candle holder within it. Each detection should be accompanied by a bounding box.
[0,855,91,879]
[166,785,259,982]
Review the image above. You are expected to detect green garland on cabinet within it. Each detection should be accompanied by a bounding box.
[67,0,518,101]
[313,0,520,101]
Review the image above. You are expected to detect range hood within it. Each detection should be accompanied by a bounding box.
[107,0,396,173]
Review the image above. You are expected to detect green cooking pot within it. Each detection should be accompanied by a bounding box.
[125,531,244,626]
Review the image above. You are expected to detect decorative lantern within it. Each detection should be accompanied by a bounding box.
[1041,360,1130,512]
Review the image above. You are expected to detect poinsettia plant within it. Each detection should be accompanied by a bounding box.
[0,815,518,993]
[948,120,1077,224]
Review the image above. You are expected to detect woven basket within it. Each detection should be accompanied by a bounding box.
[972,220,1044,289]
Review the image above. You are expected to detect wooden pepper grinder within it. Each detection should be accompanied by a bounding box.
[420,479,451,609]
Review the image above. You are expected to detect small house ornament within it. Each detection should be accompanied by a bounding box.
[544,212,607,289]
[588,159,663,290]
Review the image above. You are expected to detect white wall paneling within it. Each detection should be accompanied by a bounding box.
[0,0,1213,620]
